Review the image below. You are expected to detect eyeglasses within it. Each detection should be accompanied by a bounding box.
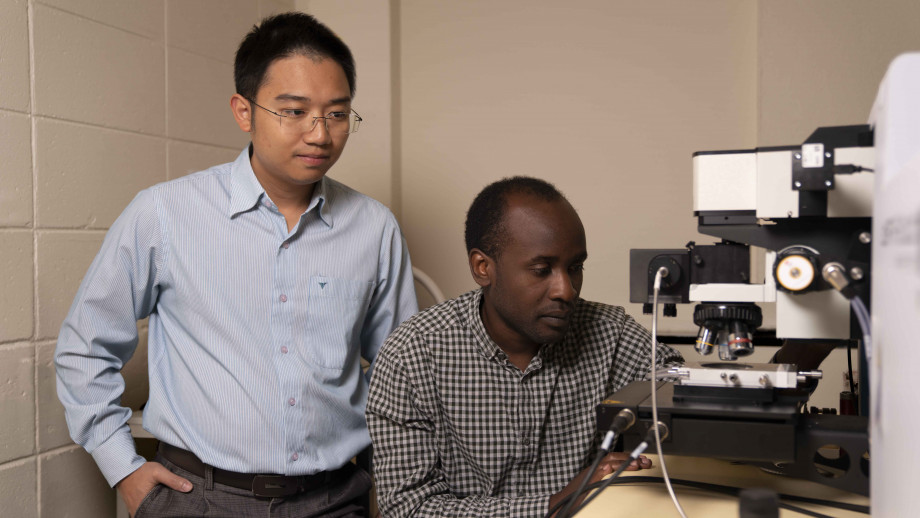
[247,99,363,134]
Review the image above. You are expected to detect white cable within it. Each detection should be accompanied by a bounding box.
[651,267,688,518]
[851,295,872,365]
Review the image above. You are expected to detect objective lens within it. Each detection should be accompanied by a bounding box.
[728,321,754,357]
[695,324,717,355]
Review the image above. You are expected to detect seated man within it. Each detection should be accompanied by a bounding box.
[367,176,683,517]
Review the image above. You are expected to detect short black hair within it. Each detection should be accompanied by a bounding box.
[465,176,566,258]
[234,12,356,101]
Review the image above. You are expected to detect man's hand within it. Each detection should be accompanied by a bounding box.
[116,461,193,517]
[548,452,652,516]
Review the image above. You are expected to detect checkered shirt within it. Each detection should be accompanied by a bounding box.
[366,289,683,517]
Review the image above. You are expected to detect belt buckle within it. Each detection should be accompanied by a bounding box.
[251,475,299,498]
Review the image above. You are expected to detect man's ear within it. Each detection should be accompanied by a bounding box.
[230,94,253,132]
[469,248,493,288]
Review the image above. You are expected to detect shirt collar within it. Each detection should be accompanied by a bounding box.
[228,145,333,228]
[467,289,504,361]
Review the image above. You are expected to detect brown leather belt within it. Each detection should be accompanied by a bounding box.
[158,442,342,498]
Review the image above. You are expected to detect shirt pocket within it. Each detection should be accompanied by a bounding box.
[305,276,374,370]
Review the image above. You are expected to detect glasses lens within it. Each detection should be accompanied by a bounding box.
[282,111,361,134]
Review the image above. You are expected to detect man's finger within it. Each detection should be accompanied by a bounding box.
[152,464,193,492]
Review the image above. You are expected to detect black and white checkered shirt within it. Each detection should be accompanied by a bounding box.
[366,289,682,517]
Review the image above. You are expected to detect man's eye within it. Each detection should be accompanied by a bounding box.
[328,111,348,120]
[570,264,585,274]
[282,109,307,118]
[532,267,551,276]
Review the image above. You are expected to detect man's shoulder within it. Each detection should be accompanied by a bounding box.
[324,177,398,223]
[379,291,475,356]
[156,161,234,192]
[573,298,630,326]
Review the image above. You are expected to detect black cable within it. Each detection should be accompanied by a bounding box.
[553,410,637,518]
[592,476,869,516]
[551,445,608,518]
[847,339,856,394]
[568,444,649,516]
[545,479,605,517]
[834,164,875,174]
[549,473,870,517]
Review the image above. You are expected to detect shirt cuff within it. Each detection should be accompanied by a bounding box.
[90,428,147,487]
[510,494,551,518]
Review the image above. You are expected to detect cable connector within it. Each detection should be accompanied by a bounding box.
[608,408,637,435]
[645,421,669,443]
[822,262,857,300]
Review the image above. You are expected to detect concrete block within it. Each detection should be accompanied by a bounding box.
[37,341,73,452]
[167,47,249,148]
[35,118,166,229]
[37,0,164,41]
[0,344,35,463]
[35,231,104,340]
[40,446,115,518]
[0,0,31,112]
[0,458,37,518]
[166,0,258,63]
[0,230,33,342]
[0,110,32,226]
[32,4,165,135]
[168,140,240,180]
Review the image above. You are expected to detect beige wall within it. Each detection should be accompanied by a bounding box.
[397,0,758,334]
[0,1,292,516]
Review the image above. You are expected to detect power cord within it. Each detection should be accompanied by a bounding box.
[650,266,687,518]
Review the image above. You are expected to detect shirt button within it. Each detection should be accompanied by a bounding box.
[288,398,296,406]
[281,346,289,354]
[522,438,531,446]
[292,453,299,461]
[279,294,288,303]
[282,242,290,249]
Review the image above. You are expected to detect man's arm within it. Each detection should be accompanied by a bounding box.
[360,217,418,371]
[54,189,191,506]
[369,333,551,518]
[617,313,684,385]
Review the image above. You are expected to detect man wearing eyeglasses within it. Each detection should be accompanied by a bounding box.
[55,12,417,517]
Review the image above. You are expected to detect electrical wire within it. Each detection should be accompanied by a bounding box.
[567,433,652,516]
[552,470,868,518]
[850,295,872,365]
[602,477,865,517]
[651,266,687,518]
[552,430,616,518]
[846,339,856,394]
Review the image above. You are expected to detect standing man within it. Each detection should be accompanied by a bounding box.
[367,177,682,517]
[55,12,417,517]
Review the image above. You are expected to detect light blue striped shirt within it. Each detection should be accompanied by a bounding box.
[55,147,418,487]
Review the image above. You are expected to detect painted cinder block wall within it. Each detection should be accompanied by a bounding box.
[0,1,293,516]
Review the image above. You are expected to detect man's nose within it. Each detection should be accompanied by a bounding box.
[303,117,332,144]
[550,270,577,303]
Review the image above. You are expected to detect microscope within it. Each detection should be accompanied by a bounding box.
[598,124,874,495]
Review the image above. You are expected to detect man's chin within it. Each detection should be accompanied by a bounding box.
[534,326,569,345]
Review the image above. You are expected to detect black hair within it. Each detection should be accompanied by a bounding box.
[465,176,566,258]
[234,12,356,100]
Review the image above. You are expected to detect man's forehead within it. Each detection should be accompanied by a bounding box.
[501,196,585,250]
[257,55,350,101]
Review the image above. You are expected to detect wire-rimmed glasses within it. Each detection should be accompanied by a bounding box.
[248,99,362,134]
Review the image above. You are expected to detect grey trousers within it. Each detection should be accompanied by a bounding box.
[134,453,371,518]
